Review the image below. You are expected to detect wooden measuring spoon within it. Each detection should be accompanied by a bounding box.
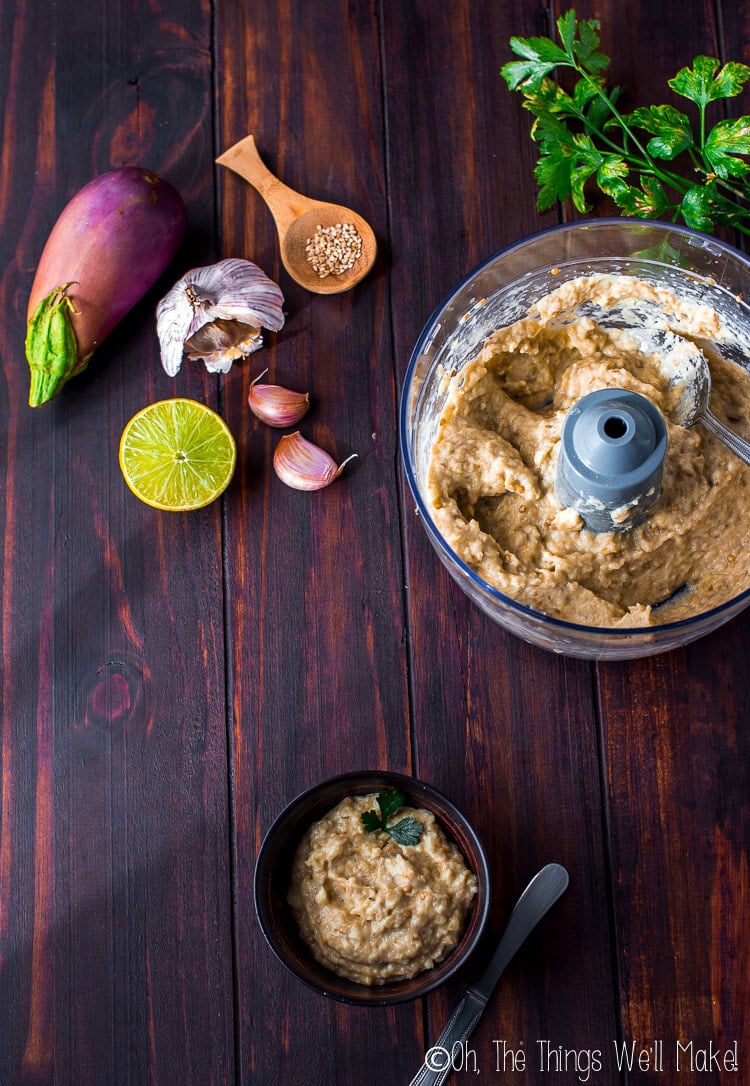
[216,135,377,295]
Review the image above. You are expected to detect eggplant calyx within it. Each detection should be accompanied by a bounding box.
[26,283,85,406]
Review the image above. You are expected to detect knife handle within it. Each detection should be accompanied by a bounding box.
[407,987,487,1086]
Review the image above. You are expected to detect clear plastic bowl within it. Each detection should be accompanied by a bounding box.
[400,219,750,660]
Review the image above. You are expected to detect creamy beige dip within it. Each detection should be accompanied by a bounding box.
[427,274,750,627]
[288,795,477,985]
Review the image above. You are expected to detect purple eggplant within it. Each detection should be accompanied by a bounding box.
[25,167,187,406]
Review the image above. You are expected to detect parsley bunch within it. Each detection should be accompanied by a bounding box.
[501,10,750,235]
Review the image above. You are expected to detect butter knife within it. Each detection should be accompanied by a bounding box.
[408,862,569,1086]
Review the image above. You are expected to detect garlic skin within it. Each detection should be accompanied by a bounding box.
[186,318,262,368]
[157,258,284,376]
[273,432,357,491]
[248,370,310,427]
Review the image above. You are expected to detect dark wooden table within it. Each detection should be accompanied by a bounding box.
[1,1,748,1083]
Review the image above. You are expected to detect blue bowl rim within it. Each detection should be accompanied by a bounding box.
[399,216,750,639]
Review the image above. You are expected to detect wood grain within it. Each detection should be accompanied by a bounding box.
[575,2,750,1081]
[596,634,750,1085]
[214,0,420,1082]
[381,1,622,1081]
[0,0,747,1083]
[0,1,235,1081]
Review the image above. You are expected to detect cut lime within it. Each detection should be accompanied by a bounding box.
[119,398,236,511]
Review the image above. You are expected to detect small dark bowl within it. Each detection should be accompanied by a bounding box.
[254,770,491,1005]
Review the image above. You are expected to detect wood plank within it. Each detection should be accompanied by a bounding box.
[717,1,750,132]
[572,0,750,1078]
[0,1,235,1081]
[382,1,621,1080]
[718,2,750,79]
[597,634,750,1083]
[214,1,421,1082]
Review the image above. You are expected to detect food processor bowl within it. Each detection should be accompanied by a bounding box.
[400,219,750,660]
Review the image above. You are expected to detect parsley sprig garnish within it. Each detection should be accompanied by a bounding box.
[361,789,424,847]
[501,9,750,235]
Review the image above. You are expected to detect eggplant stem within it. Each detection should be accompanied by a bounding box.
[25,283,83,406]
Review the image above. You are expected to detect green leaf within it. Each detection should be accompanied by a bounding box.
[522,78,576,120]
[680,185,716,230]
[572,132,600,156]
[636,176,670,217]
[556,9,577,57]
[502,35,572,91]
[677,181,742,231]
[571,160,600,211]
[360,790,423,846]
[712,61,750,98]
[587,85,620,134]
[528,111,575,145]
[386,817,424,848]
[534,149,573,210]
[567,133,604,211]
[524,77,610,132]
[573,18,609,74]
[704,117,750,179]
[531,129,603,211]
[604,175,670,219]
[501,59,556,91]
[597,155,630,198]
[607,186,643,215]
[572,77,601,112]
[668,56,750,109]
[509,35,569,65]
[377,788,405,824]
[625,104,694,160]
[361,810,383,834]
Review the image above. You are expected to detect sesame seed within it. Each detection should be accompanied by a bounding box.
[305,222,363,278]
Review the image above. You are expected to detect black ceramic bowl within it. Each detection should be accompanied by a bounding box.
[254,771,491,1005]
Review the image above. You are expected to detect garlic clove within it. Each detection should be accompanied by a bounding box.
[273,432,357,491]
[248,370,310,428]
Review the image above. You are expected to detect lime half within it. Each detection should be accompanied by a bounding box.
[119,398,236,511]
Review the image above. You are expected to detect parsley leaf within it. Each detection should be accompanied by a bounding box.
[571,17,609,74]
[386,818,424,847]
[534,150,573,210]
[631,176,671,218]
[360,790,425,847]
[502,59,557,93]
[668,57,750,109]
[508,36,569,67]
[361,810,383,833]
[704,118,750,179]
[680,182,742,229]
[625,105,694,160]
[596,155,630,199]
[502,37,568,92]
[377,788,406,824]
[586,85,620,134]
[556,8,577,56]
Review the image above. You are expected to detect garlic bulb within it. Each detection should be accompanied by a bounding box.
[248,370,310,427]
[273,432,357,491]
[156,258,284,376]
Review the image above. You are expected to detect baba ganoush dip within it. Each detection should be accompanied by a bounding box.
[427,273,750,627]
[288,795,477,985]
